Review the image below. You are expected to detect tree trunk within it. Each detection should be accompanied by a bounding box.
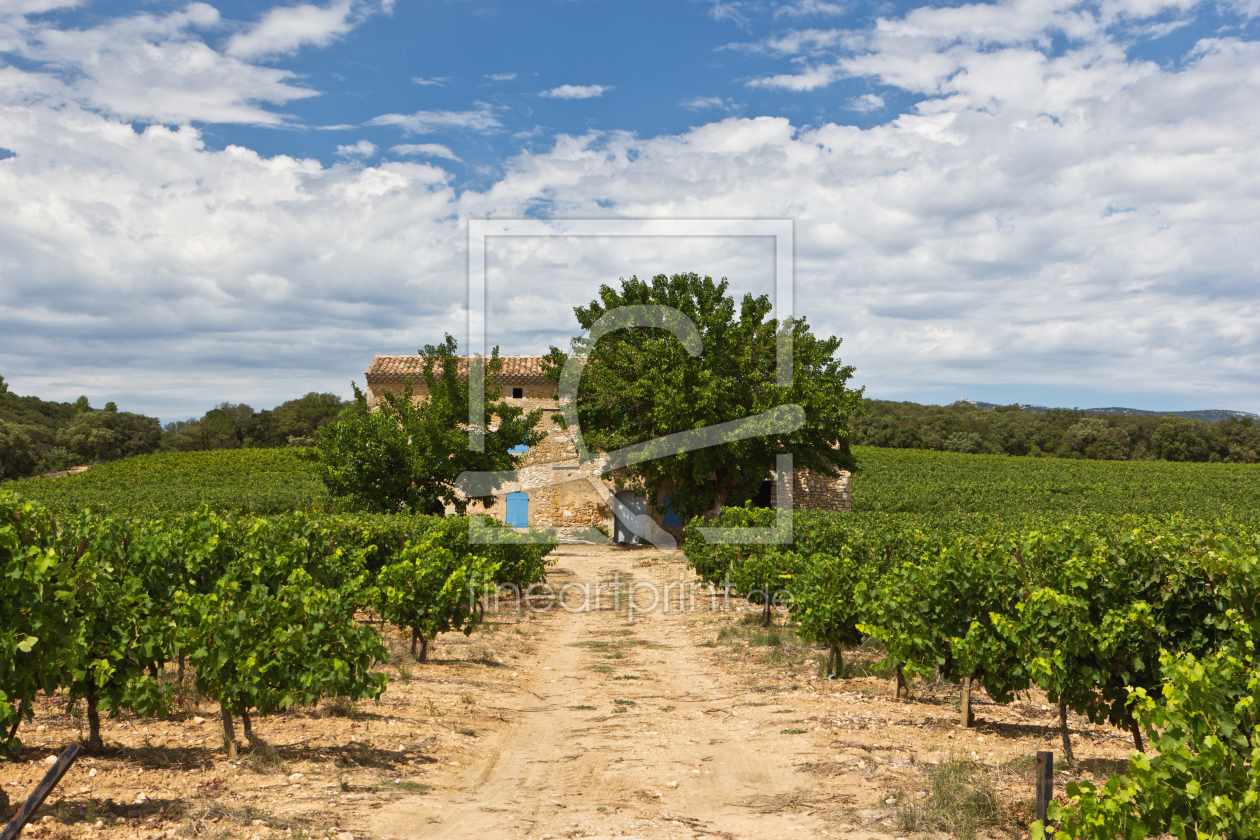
[894,662,910,700]
[1128,713,1145,753]
[1059,698,1075,763]
[221,703,237,758]
[7,713,21,742]
[411,628,418,657]
[417,631,428,663]
[762,589,773,627]
[84,687,103,752]
[239,704,254,744]
[177,655,185,685]
[829,645,843,678]
[960,677,974,728]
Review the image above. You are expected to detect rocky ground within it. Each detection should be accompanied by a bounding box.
[1,545,1135,840]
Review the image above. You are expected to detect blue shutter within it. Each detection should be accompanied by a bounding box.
[509,444,528,454]
[662,495,682,527]
[505,492,529,527]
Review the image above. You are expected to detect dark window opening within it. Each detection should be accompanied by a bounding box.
[752,479,773,509]
[512,387,523,398]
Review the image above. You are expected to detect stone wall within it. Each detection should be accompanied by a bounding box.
[772,467,852,512]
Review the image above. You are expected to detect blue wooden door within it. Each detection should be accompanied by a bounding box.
[662,495,682,527]
[505,492,529,527]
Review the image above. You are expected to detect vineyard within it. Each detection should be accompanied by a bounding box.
[6,450,334,517]
[0,493,554,759]
[3,449,1260,838]
[686,509,1260,839]
[11,445,1260,523]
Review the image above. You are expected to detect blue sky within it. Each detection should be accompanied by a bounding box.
[2,0,1259,421]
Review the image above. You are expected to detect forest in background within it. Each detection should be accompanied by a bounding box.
[3,371,1259,481]
[0,374,344,479]
[854,399,1260,463]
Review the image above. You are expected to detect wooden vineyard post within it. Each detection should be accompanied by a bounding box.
[960,677,973,727]
[1,742,82,840]
[1035,750,1054,827]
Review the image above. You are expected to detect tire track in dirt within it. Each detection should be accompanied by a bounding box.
[367,547,859,840]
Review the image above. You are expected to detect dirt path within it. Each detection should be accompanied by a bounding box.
[368,546,864,840]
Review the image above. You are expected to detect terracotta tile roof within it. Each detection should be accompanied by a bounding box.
[366,355,552,383]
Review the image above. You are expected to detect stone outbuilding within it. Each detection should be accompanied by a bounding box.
[364,354,851,542]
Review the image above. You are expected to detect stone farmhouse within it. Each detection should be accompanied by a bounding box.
[364,355,851,542]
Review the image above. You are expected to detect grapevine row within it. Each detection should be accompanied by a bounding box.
[686,508,1260,840]
[0,492,553,757]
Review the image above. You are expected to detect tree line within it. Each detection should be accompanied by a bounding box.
[0,374,345,480]
[854,399,1260,463]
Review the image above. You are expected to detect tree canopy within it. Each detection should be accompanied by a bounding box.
[317,335,545,515]
[543,273,863,521]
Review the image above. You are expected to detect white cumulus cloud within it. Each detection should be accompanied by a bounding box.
[3,0,1260,417]
[5,4,319,125]
[774,0,846,17]
[335,139,377,157]
[368,105,500,134]
[391,143,461,161]
[226,0,358,60]
[849,92,884,111]
[540,84,610,99]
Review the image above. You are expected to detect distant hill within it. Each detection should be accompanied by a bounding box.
[967,401,1259,423]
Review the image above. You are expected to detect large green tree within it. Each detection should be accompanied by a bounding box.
[543,273,863,521]
[317,335,545,514]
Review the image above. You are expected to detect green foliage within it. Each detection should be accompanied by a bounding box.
[1039,649,1260,840]
[0,421,39,480]
[377,534,494,662]
[0,494,69,746]
[727,544,803,625]
[1,493,555,755]
[994,523,1227,741]
[161,394,347,452]
[850,446,1260,523]
[857,538,1031,703]
[179,512,388,748]
[374,514,553,660]
[0,384,162,478]
[59,512,180,749]
[318,335,543,515]
[543,272,863,521]
[791,548,883,675]
[1037,534,1260,840]
[8,449,333,517]
[59,410,163,463]
[686,501,1260,839]
[854,399,1260,463]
